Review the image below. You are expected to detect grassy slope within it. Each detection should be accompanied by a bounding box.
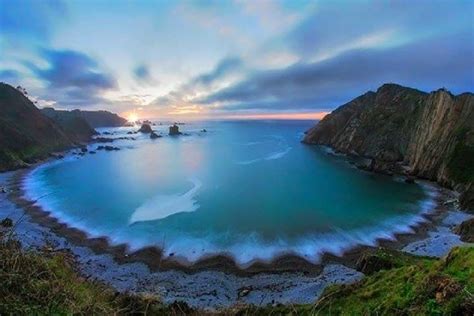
[243,247,473,315]
[0,229,192,315]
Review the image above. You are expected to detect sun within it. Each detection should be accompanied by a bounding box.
[128,113,138,123]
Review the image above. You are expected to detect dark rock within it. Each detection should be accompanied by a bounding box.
[404,176,416,184]
[80,147,87,153]
[460,184,474,213]
[97,145,120,151]
[93,137,115,143]
[138,123,153,133]
[201,129,207,132]
[1,217,13,227]
[454,218,474,242]
[150,131,161,139]
[89,151,96,154]
[169,124,181,136]
[356,252,395,274]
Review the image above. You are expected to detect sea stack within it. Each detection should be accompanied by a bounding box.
[169,124,181,135]
[138,123,153,133]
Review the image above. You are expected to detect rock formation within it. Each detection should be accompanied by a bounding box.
[138,123,153,133]
[169,124,181,135]
[303,83,473,210]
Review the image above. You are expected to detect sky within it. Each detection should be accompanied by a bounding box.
[1,0,473,121]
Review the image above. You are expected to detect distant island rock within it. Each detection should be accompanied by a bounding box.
[169,124,181,135]
[138,123,153,133]
[303,83,473,210]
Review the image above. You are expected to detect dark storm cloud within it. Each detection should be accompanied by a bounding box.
[26,49,117,107]
[200,31,474,110]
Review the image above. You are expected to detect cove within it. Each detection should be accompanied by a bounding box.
[23,120,435,266]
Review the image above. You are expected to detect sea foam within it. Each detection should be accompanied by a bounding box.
[129,178,202,223]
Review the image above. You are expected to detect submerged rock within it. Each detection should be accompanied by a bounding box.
[138,123,153,133]
[150,131,161,139]
[169,124,181,136]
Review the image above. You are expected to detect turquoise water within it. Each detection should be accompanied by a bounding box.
[24,120,435,265]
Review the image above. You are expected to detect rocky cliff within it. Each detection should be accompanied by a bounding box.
[0,83,74,171]
[303,83,474,210]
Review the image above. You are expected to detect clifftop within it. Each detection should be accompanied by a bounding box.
[304,83,474,209]
[42,108,127,128]
[0,83,74,170]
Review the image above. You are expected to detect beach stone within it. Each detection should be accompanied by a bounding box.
[1,217,13,227]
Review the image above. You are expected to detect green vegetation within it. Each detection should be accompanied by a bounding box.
[0,227,193,315]
[244,247,473,315]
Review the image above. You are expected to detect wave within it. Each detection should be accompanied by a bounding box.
[236,147,292,165]
[129,178,202,224]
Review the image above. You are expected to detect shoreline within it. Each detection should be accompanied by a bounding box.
[6,158,468,275]
[1,156,472,308]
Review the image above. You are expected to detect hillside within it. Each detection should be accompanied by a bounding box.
[41,108,97,143]
[42,108,127,128]
[303,83,474,209]
[0,83,74,171]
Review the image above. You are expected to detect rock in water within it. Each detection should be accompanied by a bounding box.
[138,123,153,133]
[169,124,181,135]
[150,131,161,139]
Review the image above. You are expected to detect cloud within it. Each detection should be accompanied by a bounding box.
[288,0,473,61]
[199,30,473,111]
[26,49,117,107]
[191,57,242,86]
[151,56,243,108]
[133,64,157,85]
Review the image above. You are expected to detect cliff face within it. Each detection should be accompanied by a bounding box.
[0,83,74,171]
[303,83,474,209]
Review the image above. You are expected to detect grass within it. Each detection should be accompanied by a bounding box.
[242,247,473,315]
[0,227,194,315]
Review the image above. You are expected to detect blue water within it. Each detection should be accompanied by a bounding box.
[24,120,436,266]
